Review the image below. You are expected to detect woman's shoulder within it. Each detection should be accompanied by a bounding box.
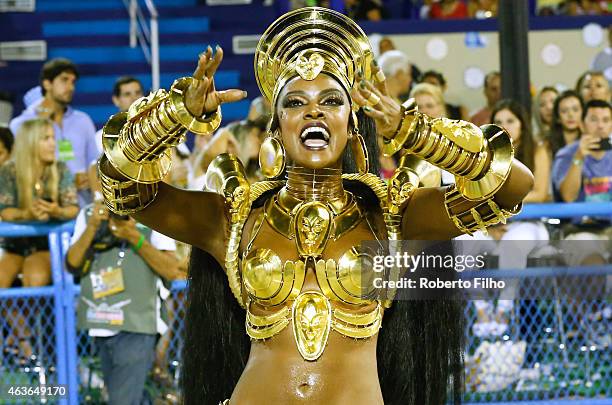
[0,161,16,176]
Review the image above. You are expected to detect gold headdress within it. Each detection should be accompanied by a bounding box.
[254,7,374,108]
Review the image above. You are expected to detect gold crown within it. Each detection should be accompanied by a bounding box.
[254,7,374,109]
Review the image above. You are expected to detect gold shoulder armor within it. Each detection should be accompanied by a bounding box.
[205,154,251,307]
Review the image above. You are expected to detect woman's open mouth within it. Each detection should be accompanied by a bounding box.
[300,125,330,150]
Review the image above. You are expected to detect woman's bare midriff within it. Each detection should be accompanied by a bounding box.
[229,326,383,405]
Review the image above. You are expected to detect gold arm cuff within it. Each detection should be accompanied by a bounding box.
[168,77,222,136]
[98,160,158,215]
[444,185,522,236]
[454,124,514,201]
[383,101,514,201]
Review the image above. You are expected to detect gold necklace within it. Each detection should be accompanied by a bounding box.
[264,167,363,258]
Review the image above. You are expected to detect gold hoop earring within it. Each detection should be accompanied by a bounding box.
[259,130,286,179]
[350,126,369,174]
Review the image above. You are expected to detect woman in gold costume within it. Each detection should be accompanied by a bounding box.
[97,8,533,405]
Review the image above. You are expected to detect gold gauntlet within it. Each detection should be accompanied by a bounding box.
[98,158,159,215]
[444,185,522,236]
[382,99,514,201]
[103,77,222,184]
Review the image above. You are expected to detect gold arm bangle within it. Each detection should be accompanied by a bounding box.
[444,185,522,236]
[382,98,514,201]
[102,77,222,184]
[98,159,158,215]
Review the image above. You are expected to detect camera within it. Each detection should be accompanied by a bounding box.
[92,212,129,251]
[595,135,612,151]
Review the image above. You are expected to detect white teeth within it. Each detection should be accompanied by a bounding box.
[301,126,330,140]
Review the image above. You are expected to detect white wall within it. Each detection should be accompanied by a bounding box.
[381,25,608,115]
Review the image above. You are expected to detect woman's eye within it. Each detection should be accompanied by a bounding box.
[284,98,304,107]
[322,97,343,106]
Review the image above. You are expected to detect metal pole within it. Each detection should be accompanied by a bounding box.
[151,17,160,91]
[498,0,531,112]
[129,0,137,48]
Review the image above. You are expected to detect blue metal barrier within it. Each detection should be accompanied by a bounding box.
[0,220,74,405]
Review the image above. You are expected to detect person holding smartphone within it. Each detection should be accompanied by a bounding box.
[555,99,612,204]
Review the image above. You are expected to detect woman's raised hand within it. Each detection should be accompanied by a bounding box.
[351,61,403,140]
[185,46,248,117]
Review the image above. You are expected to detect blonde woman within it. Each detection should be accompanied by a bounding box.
[410,82,448,118]
[0,118,79,288]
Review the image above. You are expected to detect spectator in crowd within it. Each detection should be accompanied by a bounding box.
[429,0,469,19]
[554,99,612,203]
[493,99,552,202]
[379,36,395,55]
[189,127,240,190]
[591,25,612,87]
[411,82,447,118]
[94,76,144,155]
[552,100,612,272]
[548,90,584,157]
[344,0,387,21]
[0,118,79,286]
[377,50,412,102]
[576,70,611,103]
[533,86,558,140]
[470,71,501,127]
[66,198,182,405]
[9,58,98,207]
[421,70,469,120]
[0,126,14,166]
[467,0,498,18]
[0,118,79,363]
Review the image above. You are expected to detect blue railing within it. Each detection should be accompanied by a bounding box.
[0,201,610,404]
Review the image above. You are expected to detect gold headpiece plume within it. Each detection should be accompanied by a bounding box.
[254,7,374,109]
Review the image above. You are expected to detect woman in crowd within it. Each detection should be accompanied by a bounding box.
[0,118,78,363]
[420,70,469,120]
[533,86,558,140]
[411,82,447,118]
[576,70,611,103]
[548,90,584,157]
[96,8,532,404]
[493,99,551,203]
[0,126,14,166]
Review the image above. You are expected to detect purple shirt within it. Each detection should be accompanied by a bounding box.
[552,141,612,203]
[10,99,99,206]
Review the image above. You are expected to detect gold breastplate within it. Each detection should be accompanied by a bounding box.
[240,190,385,360]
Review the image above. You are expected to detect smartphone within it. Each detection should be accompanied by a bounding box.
[596,136,612,151]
